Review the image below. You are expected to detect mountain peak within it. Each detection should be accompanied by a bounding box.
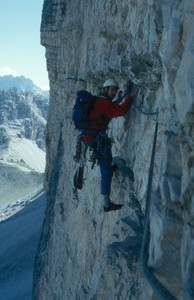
[0,75,49,97]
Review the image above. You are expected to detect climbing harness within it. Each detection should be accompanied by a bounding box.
[96,132,112,160]
[73,133,97,168]
[133,97,177,300]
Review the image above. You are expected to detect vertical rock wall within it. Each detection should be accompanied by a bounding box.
[33,0,194,299]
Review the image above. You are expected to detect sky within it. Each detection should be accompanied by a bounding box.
[0,0,49,90]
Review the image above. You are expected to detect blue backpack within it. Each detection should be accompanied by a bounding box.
[73,90,97,131]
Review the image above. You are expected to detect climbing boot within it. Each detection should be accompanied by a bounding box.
[103,201,123,212]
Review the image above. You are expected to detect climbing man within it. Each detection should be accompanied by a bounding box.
[82,79,139,212]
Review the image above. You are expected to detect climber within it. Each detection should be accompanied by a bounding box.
[82,78,139,212]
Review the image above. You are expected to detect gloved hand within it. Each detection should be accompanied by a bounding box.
[114,90,124,104]
[124,80,140,98]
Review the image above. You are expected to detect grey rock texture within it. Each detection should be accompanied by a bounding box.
[33,0,194,299]
[0,88,48,149]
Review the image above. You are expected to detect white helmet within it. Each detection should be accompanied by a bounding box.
[103,79,119,89]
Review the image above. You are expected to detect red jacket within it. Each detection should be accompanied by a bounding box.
[82,95,133,144]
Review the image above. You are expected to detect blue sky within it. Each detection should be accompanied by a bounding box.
[0,0,49,90]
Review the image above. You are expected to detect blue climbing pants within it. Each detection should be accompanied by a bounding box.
[98,150,112,195]
[96,133,113,196]
[83,132,113,196]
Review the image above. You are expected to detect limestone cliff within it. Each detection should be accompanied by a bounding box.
[33,0,194,299]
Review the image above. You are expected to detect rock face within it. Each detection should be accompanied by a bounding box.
[33,1,194,299]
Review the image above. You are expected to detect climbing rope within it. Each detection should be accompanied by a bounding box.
[133,99,177,300]
[133,99,158,118]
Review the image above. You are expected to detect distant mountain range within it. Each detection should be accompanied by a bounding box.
[0,88,49,151]
[0,75,49,98]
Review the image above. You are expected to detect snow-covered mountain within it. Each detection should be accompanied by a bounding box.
[0,84,49,207]
[0,88,48,150]
[0,75,49,97]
